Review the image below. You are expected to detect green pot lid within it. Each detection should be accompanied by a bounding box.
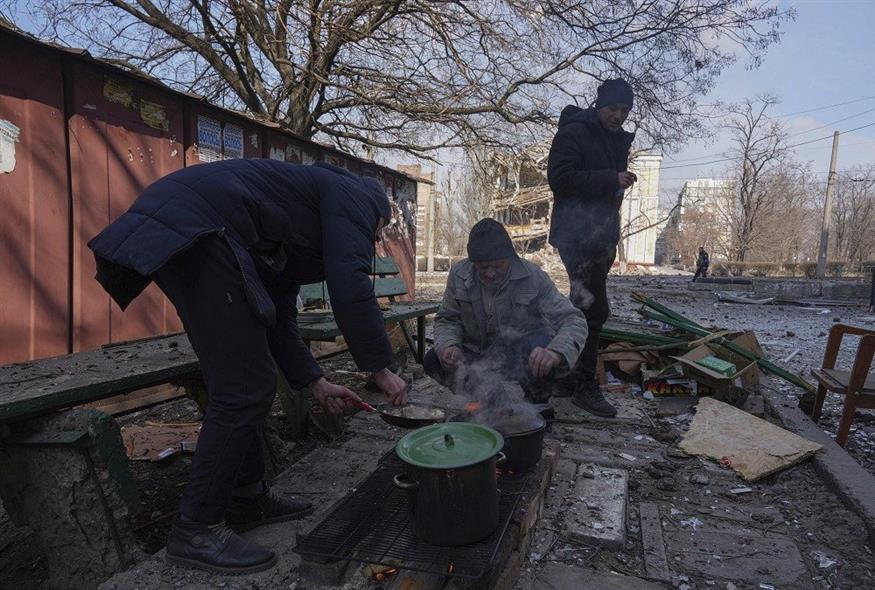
[396,422,504,469]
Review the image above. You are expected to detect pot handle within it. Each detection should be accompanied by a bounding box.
[393,474,420,490]
[496,451,507,466]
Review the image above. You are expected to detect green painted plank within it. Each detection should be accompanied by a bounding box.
[299,302,440,342]
[373,256,400,275]
[300,275,409,305]
[374,277,408,298]
[0,334,200,424]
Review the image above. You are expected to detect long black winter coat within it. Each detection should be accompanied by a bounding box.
[547,106,635,253]
[88,159,393,387]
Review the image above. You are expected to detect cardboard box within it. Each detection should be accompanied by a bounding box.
[673,331,762,392]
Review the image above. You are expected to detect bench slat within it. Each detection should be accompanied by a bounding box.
[300,276,409,305]
[373,277,408,298]
[299,302,440,341]
[0,334,199,424]
[373,256,401,275]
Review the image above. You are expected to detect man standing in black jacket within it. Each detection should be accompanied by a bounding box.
[89,159,408,573]
[547,78,637,417]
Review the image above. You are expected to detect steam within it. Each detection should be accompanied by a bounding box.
[451,348,544,434]
[568,280,595,310]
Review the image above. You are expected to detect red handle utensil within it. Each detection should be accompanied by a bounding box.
[354,399,377,412]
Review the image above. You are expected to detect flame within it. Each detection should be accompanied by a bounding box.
[373,567,397,582]
[465,401,481,413]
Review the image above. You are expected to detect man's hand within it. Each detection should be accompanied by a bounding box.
[373,368,408,406]
[310,377,363,415]
[438,345,463,369]
[618,171,638,189]
[528,347,563,378]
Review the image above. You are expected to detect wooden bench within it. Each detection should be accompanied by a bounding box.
[297,255,439,362]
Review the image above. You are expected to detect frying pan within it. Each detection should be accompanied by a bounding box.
[375,403,447,429]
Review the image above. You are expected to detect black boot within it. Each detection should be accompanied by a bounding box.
[226,487,314,532]
[571,383,617,418]
[166,518,277,574]
[553,378,575,398]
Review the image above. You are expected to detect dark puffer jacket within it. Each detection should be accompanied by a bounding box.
[88,159,393,383]
[547,106,635,252]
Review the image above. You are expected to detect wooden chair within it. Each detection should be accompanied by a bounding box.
[810,324,875,447]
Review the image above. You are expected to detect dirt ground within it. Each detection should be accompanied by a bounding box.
[1,271,873,589]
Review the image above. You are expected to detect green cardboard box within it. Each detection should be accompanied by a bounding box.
[672,332,762,392]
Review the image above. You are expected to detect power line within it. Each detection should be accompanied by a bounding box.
[774,95,875,118]
[663,99,875,166]
[658,168,874,183]
[659,121,875,171]
[787,106,875,137]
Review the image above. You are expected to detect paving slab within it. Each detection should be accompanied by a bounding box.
[639,502,671,582]
[534,563,669,590]
[663,529,811,588]
[561,464,627,549]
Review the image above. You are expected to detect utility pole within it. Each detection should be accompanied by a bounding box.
[816,131,840,278]
[425,178,437,273]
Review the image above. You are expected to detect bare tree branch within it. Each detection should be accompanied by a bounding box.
[9,0,792,156]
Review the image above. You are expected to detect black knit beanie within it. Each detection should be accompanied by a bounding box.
[594,78,634,110]
[467,218,516,262]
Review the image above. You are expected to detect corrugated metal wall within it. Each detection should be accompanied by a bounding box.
[0,28,417,365]
[0,35,69,362]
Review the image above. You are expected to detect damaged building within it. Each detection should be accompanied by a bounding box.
[492,152,664,265]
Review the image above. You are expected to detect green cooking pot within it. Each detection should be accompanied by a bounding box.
[394,422,505,546]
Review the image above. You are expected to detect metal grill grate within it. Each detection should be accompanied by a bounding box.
[294,452,529,579]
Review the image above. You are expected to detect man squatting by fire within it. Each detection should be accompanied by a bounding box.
[547,78,638,417]
[425,218,588,403]
[89,159,408,574]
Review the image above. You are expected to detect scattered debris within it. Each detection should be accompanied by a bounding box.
[812,551,837,569]
[716,292,774,305]
[782,348,801,363]
[690,474,711,486]
[680,517,703,530]
[729,487,754,495]
[618,453,637,462]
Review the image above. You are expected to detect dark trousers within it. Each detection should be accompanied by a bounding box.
[557,246,616,385]
[423,329,555,402]
[693,265,709,281]
[153,236,277,524]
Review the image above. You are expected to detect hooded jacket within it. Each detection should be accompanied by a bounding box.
[547,106,635,252]
[88,159,393,384]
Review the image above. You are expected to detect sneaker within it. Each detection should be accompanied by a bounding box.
[571,386,617,417]
[226,488,314,532]
[166,518,277,574]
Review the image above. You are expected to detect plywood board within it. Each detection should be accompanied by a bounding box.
[679,397,822,482]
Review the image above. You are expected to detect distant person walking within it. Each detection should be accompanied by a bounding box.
[693,246,710,281]
[546,78,637,417]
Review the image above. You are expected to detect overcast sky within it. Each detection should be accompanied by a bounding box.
[658,0,875,196]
